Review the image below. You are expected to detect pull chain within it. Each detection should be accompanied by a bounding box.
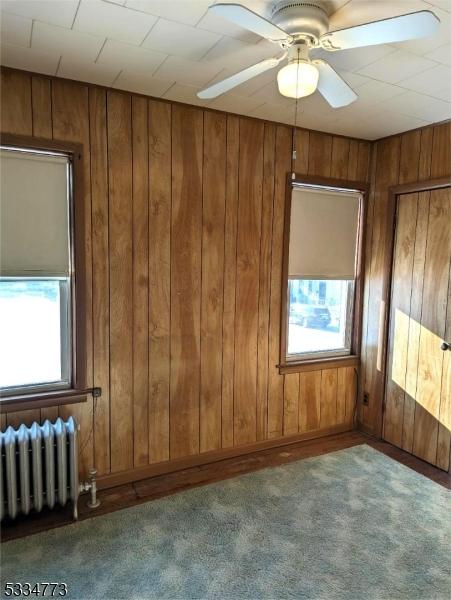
[292,47,300,179]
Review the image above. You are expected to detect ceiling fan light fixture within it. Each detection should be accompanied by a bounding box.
[277,60,319,99]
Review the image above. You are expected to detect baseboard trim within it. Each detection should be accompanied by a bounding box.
[98,423,354,490]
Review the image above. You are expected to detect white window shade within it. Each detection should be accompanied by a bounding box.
[288,186,361,280]
[0,149,70,277]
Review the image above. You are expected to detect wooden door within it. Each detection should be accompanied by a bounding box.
[383,186,450,470]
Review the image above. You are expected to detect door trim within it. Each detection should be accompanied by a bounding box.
[373,176,451,439]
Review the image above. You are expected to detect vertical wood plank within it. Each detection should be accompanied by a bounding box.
[298,371,321,432]
[132,96,149,467]
[418,126,433,180]
[233,118,263,446]
[331,136,350,179]
[170,105,203,459]
[31,76,52,139]
[320,368,338,428]
[344,367,357,426]
[1,69,32,135]
[200,111,226,453]
[430,122,450,178]
[383,194,417,447]
[221,115,239,448]
[256,123,275,441]
[402,192,429,452]
[361,137,400,433]
[398,130,421,183]
[357,142,371,182]
[268,125,292,438]
[283,373,299,435]
[89,86,110,476]
[294,129,309,174]
[52,79,94,476]
[437,282,450,470]
[347,140,359,180]
[308,131,332,177]
[107,90,133,472]
[336,367,347,423]
[413,188,449,465]
[148,100,171,464]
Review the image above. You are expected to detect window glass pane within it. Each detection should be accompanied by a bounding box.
[0,279,69,390]
[287,279,353,358]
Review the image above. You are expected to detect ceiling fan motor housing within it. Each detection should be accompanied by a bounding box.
[271,1,329,44]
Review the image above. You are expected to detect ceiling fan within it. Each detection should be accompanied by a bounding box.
[197,1,440,108]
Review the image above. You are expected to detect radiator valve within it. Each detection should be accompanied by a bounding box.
[80,468,101,510]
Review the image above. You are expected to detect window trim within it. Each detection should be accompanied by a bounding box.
[0,133,87,410]
[279,173,368,374]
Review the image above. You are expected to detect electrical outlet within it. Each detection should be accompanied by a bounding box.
[363,392,369,406]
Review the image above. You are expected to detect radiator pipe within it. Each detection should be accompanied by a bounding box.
[80,468,101,510]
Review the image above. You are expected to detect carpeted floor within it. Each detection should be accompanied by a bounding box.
[1,444,450,600]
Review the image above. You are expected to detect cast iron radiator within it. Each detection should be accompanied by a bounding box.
[0,417,79,521]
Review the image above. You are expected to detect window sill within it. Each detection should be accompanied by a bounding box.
[278,355,359,375]
[0,389,88,414]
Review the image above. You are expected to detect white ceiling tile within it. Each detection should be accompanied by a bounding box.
[353,79,406,103]
[153,55,222,86]
[295,90,343,119]
[163,82,212,106]
[0,11,32,47]
[32,21,105,63]
[424,0,451,13]
[433,85,451,101]
[368,110,431,136]
[142,19,221,61]
[357,49,436,83]
[385,90,451,121]
[1,1,79,28]
[249,102,292,125]
[97,39,166,75]
[125,0,211,26]
[313,45,396,72]
[73,0,157,45]
[58,57,120,86]
[337,70,371,88]
[201,36,276,72]
[208,93,265,114]
[196,9,261,44]
[113,70,173,96]
[332,109,429,140]
[250,79,295,107]
[399,63,451,93]
[1,42,59,75]
[425,42,451,65]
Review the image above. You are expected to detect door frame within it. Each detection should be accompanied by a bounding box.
[373,176,451,438]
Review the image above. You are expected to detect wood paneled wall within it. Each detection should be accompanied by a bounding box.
[359,120,451,437]
[0,68,371,481]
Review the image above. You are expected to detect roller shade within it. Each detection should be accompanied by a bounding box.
[288,185,361,280]
[0,149,70,277]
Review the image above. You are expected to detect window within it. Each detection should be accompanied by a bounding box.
[281,179,364,366]
[0,139,85,402]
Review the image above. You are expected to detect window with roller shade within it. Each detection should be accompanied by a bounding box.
[0,147,73,395]
[284,183,362,362]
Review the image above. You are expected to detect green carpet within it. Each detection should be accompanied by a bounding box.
[1,445,450,599]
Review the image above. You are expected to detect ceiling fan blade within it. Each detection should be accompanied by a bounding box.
[209,3,293,43]
[320,10,440,51]
[314,61,357,108]
[197,55,285,99]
